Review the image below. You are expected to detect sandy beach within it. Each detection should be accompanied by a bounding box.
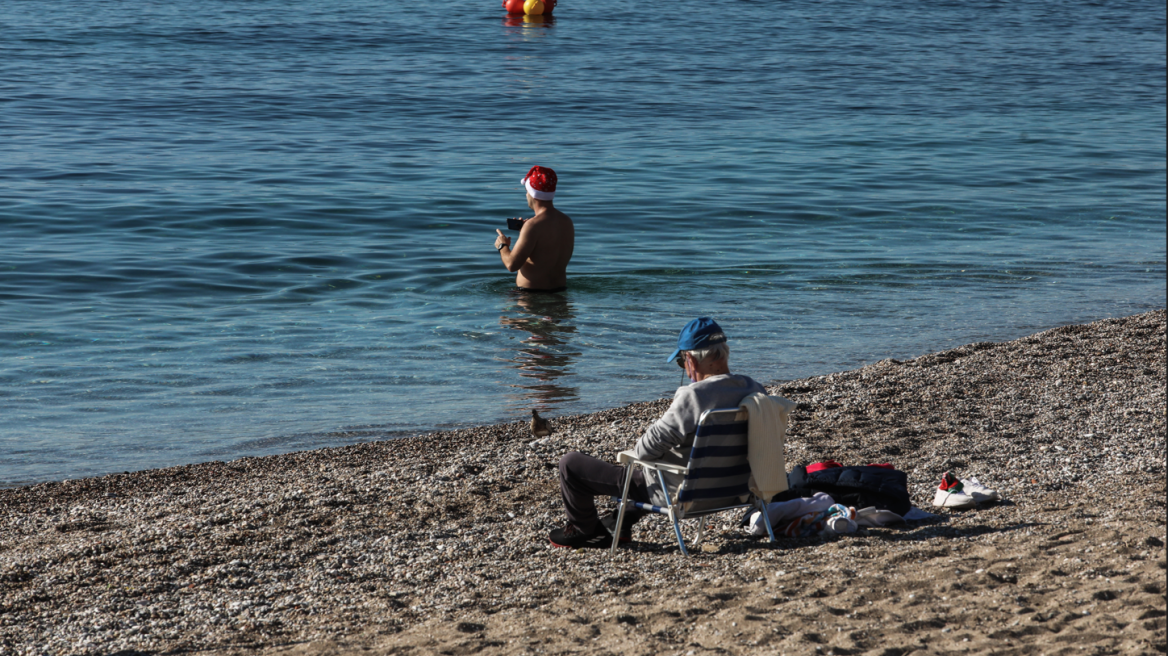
[2,310,1164,656]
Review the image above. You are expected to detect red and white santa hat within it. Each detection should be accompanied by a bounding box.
[521,165,557,201]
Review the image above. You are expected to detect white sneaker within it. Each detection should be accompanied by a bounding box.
[932,471,977,509]
[961,477,1001,503]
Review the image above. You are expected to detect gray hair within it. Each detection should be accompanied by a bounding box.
[686,341,729,364]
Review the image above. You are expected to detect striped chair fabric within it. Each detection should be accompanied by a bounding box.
[611,406,779,556]
[676,408,752,514]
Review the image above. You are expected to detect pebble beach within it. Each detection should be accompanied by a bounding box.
[2,310,1164,656]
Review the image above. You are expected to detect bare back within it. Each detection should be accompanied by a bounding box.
[512,207,574,290]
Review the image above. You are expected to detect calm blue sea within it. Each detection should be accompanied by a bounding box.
[1,0,1164,487]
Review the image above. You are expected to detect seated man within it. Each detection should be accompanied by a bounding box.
[550,317,767,548]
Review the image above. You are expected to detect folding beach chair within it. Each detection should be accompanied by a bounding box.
[610,395,790,556]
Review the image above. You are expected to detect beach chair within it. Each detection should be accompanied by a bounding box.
[610,394,792,556]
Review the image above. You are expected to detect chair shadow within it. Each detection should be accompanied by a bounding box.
[614,500,1038,555]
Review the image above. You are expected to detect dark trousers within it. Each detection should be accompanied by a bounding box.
[558,451,650,533]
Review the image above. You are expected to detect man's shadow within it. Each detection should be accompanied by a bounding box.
[499,290,580,413]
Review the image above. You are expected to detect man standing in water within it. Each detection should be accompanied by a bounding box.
[494,166,574,293]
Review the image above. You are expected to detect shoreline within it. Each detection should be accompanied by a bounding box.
[2,310,1164,655]
[5,307,1164,491]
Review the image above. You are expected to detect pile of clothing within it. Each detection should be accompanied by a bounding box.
[746,461,1002,538]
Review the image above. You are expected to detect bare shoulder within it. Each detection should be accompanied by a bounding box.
[527,208,573,230]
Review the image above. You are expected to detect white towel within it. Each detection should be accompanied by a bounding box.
[748,492,836,536]
[740,392,797,504]
[902,507,941,522]
[822,514,858,537]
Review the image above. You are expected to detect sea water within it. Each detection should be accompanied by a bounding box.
[1,0,1164,486]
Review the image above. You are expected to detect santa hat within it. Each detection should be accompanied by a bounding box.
[521,166,557,200]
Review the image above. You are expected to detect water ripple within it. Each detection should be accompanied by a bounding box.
[0,0,1163,485]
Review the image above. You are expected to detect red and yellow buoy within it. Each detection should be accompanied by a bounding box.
[503,0,556,16]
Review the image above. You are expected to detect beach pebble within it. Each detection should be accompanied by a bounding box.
[0,310,1162,656]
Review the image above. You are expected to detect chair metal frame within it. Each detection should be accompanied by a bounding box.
[610,407,778,556]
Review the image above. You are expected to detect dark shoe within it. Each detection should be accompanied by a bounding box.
[600,511,639,543]
[549,523,612,549]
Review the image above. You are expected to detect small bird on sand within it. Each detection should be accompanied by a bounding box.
[530,409,551,437]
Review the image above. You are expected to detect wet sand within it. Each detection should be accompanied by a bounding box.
[2,310,1164,656]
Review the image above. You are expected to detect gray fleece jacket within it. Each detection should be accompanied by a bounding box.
[632,373,766,506]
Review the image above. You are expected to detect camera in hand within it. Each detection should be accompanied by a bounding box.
[507,218,525,231]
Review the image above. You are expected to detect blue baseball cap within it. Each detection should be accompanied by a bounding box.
[666,317,727,364]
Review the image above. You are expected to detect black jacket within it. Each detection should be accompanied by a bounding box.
[787,465,912,516]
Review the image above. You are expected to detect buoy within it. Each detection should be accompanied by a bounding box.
[503,0,555,15]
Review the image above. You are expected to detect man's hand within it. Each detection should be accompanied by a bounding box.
[494,229,512,251]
